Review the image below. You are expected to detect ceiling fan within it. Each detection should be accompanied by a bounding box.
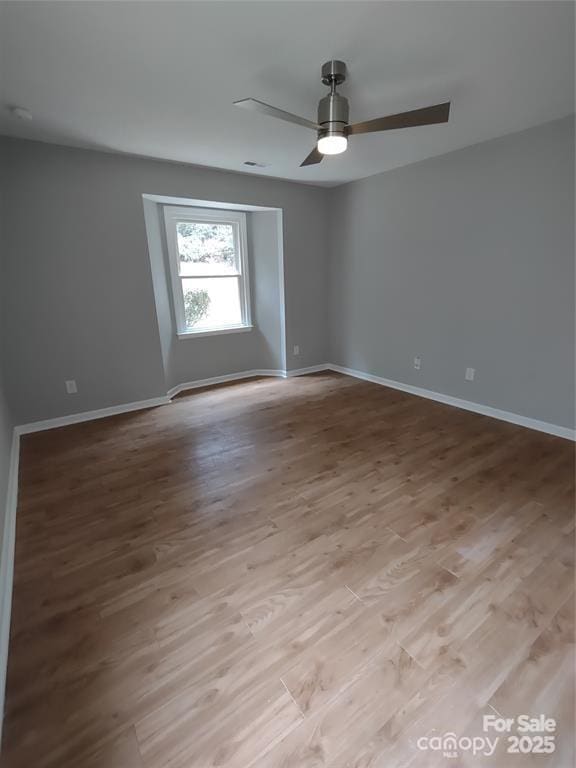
[234,60,450,167]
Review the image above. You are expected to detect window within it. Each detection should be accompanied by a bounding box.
[163,206,252,337]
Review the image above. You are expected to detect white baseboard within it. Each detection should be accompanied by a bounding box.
[13,365,573,441]
[285,364,331,378]
[167,366,333,398]
[327,364,575,441]
[167,369,287,399]
[14,368,330,435]
[0,429,20,736]
[16,395,171,435]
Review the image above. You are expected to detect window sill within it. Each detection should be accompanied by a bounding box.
[177,325,253,340]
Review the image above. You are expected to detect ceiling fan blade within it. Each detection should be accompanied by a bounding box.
[300,147,323,167]
[234,98,319,131]
[347,102,450,136]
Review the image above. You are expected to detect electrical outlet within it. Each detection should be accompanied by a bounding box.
[65,379,78,394]
[465,367,475,382]
[293,345,300,356]
[413,356,422,371]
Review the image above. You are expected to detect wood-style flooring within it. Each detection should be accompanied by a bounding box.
[2,372,574,767]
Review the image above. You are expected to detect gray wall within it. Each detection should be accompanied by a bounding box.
[0,344,13,533]
[1,138,329,424]
[329,117,575,429]
[0,169,15,541]
[0,384,13,538]
[2,118,573,430]
[0,166,16,725]
[142,198,171,391]
[0,370,13,727]
[0,302,14,560]
[248,211,285,374]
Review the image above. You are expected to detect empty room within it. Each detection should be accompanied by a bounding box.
[0,1,574,766]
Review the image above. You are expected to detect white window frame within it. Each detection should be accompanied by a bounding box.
[163,206,252,339]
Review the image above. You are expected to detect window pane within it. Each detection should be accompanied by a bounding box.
[182,277,243,330]
[176,221,237,276]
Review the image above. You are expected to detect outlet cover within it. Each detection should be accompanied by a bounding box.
[465,367,475,381]
[65,379,78,394]
[293,345,300,356]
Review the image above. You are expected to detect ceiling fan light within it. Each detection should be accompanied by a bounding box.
[317,134,347,155]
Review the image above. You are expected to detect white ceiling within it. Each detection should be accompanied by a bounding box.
[0,1,574,186]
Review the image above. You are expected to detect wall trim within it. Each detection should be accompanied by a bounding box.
[16,395,171,435]
[0,429,20,736]
[327,364,575,441]
[285,364,331,377]
[12,364,573,440]
[14,368,331,435]
[168,366,333,397]
[167,369,287,399]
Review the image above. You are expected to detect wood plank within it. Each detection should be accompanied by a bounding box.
[3,372,573,768]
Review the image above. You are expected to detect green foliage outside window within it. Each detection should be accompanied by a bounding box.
[184,288,210,327]
[177,223,234,267]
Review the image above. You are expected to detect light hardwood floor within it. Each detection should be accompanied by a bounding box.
[2,372,574,767]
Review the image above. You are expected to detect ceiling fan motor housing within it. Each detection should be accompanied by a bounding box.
[318,93,350,136]
[318,61,349,140]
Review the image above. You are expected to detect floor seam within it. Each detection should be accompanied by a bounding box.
[280,677,306,720]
